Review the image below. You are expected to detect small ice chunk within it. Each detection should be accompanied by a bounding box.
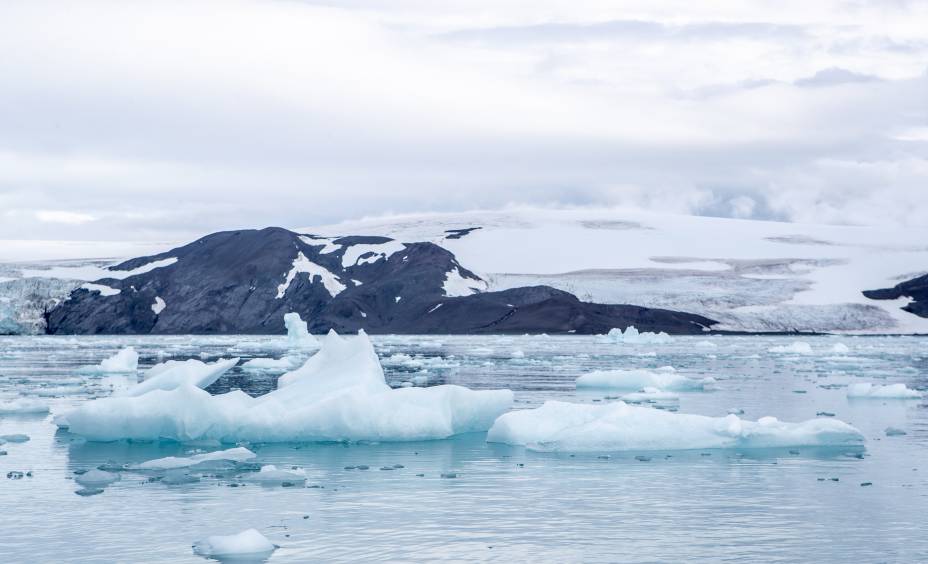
[247,464,307,485]
[0,434,29,443]
[133,447,257,470]
[830,343,850,354]
[78,347,139,374]
[0,398,49,414]
[847,383,922,399]
[75,469,119,487]
[884,427,907,436]
[576,367,714,391]
[768,341,813,355]
[192,529,276,560]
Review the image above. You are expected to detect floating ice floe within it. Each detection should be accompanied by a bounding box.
[284,312,318,349]
[486,401,865,452]
[576,366,715,391]
[246,464,307,485]
[241,356,300,372]
[193,529,276,560]
[62,329,512,442]
[0,397,49,414]
[132,447,256,470]
[768,341,813,355]
[830,343,850,354]
[75,469,119,487]
[846,383,922,399]
[603,326,672,344]
[77,347,139,374]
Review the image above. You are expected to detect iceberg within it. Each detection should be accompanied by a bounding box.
[576,366,714,391]
[62,330,513,443]
[284,312,318,349]
[0,397,49,414]
[75,469,119,487]
[246,464,307,485]
[78,347,139,373]
[604,326,672,344]
[486,400,864,452]
[192,529,276,560]
[847,383,922,399]
[132,447,256,470]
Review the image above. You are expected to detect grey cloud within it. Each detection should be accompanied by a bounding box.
[794,67,883,87]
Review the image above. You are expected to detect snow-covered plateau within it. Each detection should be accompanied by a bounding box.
[306,208,928,334]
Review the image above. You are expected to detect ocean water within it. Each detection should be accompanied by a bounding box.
[0,334,926,563]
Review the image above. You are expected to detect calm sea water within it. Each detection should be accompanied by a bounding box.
[0,334,926,563]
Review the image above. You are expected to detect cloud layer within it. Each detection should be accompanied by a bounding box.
[1,0,926,242]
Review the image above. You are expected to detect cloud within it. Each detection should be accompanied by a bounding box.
[0,0,926,245]
[35,210,96,225]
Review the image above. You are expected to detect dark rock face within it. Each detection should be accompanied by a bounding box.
[46,227,716,335]
[863,274,928,318]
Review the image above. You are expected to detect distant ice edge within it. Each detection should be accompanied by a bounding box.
[61,328,513,443]
[486,400,865,452]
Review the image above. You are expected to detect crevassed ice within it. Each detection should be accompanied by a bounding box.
[62,329,513,442]
[576,366,714,391]
[486,400,865,452]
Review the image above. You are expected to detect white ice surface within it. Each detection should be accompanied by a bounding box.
[79,283,120,297]
[340,240,405,268]
[62,330,513,442]
[486,400,865,452]
[151,296,165,315]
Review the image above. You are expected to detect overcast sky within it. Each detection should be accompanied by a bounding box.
[1,0,926,243]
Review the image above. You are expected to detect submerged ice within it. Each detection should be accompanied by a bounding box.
[61,330,512,442]
[487,400,864,452]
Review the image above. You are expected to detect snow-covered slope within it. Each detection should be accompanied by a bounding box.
[303,208,928,334]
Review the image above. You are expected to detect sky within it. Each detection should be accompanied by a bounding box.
[1,0,927,244]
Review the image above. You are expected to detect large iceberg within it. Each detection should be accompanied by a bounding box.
[847,383,922,399]
[62,330,513,442]
[576,366,715,391]
[486,400,864,452]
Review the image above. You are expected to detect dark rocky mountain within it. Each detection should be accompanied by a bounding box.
[863,274,928,318]
[45,227,716,335]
